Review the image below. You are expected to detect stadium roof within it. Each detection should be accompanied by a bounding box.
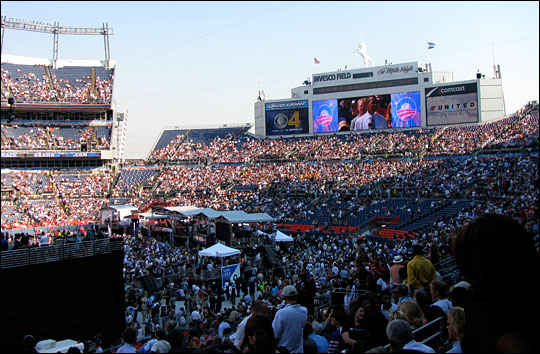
[154,206,275,223]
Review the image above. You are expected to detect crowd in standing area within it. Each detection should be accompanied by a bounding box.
[3,103,539,353]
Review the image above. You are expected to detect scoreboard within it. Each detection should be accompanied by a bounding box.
[254,61,505,137]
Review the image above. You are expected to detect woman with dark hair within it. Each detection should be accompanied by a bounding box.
[341,305,371,353]
[240,314,276,353]
[452,213,540,353]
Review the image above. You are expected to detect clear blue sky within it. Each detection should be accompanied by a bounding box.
[2,1,538,158]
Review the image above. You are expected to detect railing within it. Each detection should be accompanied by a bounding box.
[1,238,123,269]
[384,316,445,352]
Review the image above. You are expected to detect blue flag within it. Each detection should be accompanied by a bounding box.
[427,42,436,50]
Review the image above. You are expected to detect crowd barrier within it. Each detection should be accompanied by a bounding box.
[0,238,123,269]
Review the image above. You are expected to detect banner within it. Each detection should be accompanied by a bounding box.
[391,91,421,128]
[221,263,241,289]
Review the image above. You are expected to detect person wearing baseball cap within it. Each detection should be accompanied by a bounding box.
[272,285,308,353]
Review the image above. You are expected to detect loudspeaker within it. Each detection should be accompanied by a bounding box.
[139,274,158,295]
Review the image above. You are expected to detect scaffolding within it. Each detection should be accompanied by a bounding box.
[1,16,114,69]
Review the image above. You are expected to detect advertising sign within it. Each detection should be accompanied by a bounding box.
[425,83,479,126]
[265,100,309,136]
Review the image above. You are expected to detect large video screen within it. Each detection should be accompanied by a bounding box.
[425,83,478,126]
[265,100,309,136]
[313,91,421,133]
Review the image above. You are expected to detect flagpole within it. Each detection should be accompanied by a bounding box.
[426,40,429,66]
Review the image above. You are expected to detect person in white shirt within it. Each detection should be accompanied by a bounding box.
[381,290,399,321]
[272,285,308,353]
[386,320,435,353]
[218,315,231,338]
[39,233,49,246]
[233,300,269,349]
[150,329,171,353]
[116,327,138,353]
[351,96,387,130]
[430,280,453,314]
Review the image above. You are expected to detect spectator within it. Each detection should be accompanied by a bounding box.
[429,280,452,315]
[303,323,318,353]
[407,244,437,291]
[304,322,329,354]
[386,319,435,353]
[116,327,138,353]
[398,300,426,330]
[233,300,269,349]
[446,307,465,353]
[380,290,398,321]
[342,305,370,353]
[217,314,231,339]
[151,328,171,353]
[396,284,412,306]
[452,213,540,353]
[327,310,348,353]
[164,320,183,352]
[272,285,308,353]
[389,255,405,284]
[240,314,276,353]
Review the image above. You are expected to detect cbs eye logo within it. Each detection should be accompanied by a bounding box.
[274,113,289,129]
[272,111,301,129]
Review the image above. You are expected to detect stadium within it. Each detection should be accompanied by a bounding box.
[1,12,539,354]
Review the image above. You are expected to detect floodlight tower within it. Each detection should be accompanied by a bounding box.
[1,16,114,69]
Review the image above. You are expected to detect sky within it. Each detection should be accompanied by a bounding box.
[1,1,539,159]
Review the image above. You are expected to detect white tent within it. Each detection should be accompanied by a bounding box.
[198,243,241,258]
[272,230,294,242]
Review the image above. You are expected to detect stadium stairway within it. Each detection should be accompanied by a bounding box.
[376,228,416,241]
[261,244,282,270]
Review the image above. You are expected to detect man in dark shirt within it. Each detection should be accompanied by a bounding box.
[165,320,184,351]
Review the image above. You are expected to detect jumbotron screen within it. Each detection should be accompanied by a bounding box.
[265,100,309,136]
[312,91,421,133]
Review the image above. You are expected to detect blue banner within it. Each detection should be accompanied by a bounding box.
[221,263,241,289]
[391,91,421,128]
[313,99,339,133]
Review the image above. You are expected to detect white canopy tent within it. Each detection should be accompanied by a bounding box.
[198,243,241,258]
[99,204,137,225]
[257,229,293,242]
[154,206,275,223]
[272,230,294,242]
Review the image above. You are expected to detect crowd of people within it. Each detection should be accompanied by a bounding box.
[148,106,538,164]
[1,169,113,229]
[2,102,539,353]
[95,204,538,353]
[1,65,114,104]
[1,123,111,151]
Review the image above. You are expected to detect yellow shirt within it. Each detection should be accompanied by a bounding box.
[407,255,436,289]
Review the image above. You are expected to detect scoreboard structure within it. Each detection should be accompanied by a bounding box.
[254,61,506,137]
